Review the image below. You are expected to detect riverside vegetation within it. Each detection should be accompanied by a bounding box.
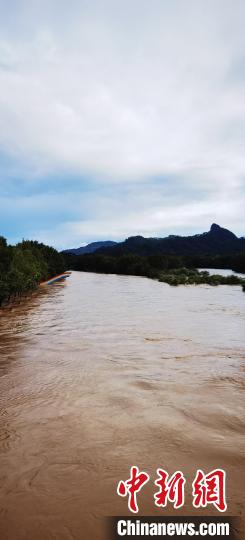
[0,236,65,306]
[64,252,245,290]
[63,223,245,290]
[1,226,245,308]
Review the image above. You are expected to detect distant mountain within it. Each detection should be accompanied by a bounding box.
[63,225,245,258]
[96,224,245,257]
[63,240,117,255]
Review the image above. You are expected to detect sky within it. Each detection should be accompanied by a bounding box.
[0,0,245,249]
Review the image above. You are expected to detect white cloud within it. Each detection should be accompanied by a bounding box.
[0,0,245,245]
[0,1,245,180]
[32,191,244,250]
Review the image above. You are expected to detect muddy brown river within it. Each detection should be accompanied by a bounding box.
[0,271,244,539]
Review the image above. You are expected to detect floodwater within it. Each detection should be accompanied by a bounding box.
[200,268,245,278]
[0,271,244,539]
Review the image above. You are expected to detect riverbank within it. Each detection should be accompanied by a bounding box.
[158,267,245,287]
[64,252,245,291]
[40,271,72,286]
[0,237,66,307]
[0,272,72,308]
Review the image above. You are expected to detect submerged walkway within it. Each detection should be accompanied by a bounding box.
[40,271,72,286]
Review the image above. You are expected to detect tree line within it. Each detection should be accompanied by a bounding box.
[64,251,245,288]
[0,237,66,306]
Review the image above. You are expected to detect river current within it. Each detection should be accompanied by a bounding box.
[0,271,244,539]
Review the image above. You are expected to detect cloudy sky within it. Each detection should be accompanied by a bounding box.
[0,0,245,249]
